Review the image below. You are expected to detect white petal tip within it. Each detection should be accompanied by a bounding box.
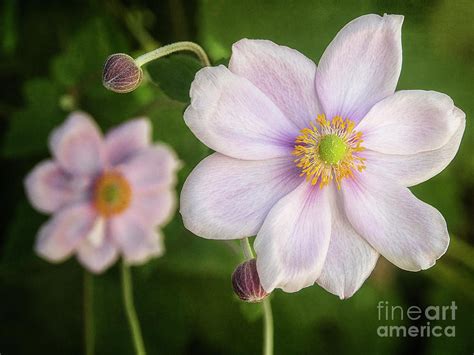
[383,13,404,23]
[34,244,69,264]
[82,263,109,274]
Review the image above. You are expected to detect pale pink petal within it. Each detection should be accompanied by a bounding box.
[35,204,97,262]
[229,39,321,129]
[130,188,176,227]
[109,214,164,264]
[184,65,299,160]
[76,231,119,274]
[24,160,89,213]
[104,118,151,166]
[254,183,332,293]
[316,186,379,299]
[357,91,464,154]
[342,172,449,271]
[180,153,302,240]
[316,14,403,122]
[363,115,466,186]
[49,112,105,175]
[117,144,180,192]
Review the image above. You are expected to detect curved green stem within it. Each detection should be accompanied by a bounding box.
[121,261,146,355]
[241,238,274,355]
[124,12,159,52]
[83,271,95,355]
[134,41,211,68]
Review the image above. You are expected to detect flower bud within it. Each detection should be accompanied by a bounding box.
[102,53,143,93]
[232,258,268,303]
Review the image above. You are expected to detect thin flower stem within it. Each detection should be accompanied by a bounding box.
[84,271,95,355]
[124,12,159,52]
[121,261,147,355]
[134,41,211,67]
[240,238,274,355]
[262,298,274,355]
[241,238,255,259]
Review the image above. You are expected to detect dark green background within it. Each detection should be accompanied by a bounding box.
[1,0,473,354]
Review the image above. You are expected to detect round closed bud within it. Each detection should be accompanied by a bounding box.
[102,53,143,93]
[232,258,268,303]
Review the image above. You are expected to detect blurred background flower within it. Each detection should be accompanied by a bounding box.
[0,1,472,354]
[25,112,179,273]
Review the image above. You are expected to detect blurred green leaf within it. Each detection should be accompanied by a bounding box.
[51,18,129,88]
[199,0,373,61]
[2,79,63,157]
[1,17,148,159]
[1,199,45,265]
[146,54,202,103]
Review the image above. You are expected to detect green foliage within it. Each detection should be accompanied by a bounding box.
[2,18,152,158]
[147,54,202,103]
[0,0,18,55]
[2,199,45,265]
[2,79,63,157]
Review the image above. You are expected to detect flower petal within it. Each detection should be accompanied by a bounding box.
[229,39,320,129]
[184,65,299,160]
[357,91,464,155]
[131,188,176,227]
[255,183,332,293]
[49,112,104,175]
[76,233,119,274]
[24,160,89,213]
[180,153,302,240]
[342,172,449,271]
[316,14,403,122]
[117,144,180,192]
[35,204,96,262]
[109,214,164,264]
[363,115,466,187]
[316,186,379,299]
[104,118,151,166]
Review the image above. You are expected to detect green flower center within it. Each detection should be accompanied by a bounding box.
[94,171,132,216]
[293,114,366,189]
[101,184,120,204]
[318,134,347,164]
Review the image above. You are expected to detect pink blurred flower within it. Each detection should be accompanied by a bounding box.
[25,112,180,273]
[180,14,466,298]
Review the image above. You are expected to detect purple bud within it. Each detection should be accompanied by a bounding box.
[102,53,143,93]
[232,259,268,303]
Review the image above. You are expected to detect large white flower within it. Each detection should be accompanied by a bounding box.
[180,14,466,298]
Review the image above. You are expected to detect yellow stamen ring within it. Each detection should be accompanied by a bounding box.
[292,114,366,189]
[94,171,132,216]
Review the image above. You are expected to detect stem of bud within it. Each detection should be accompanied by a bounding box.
[241,237,254,260]
[134,41,211,68]
[240,238,274,355]
[262,297,274,355]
